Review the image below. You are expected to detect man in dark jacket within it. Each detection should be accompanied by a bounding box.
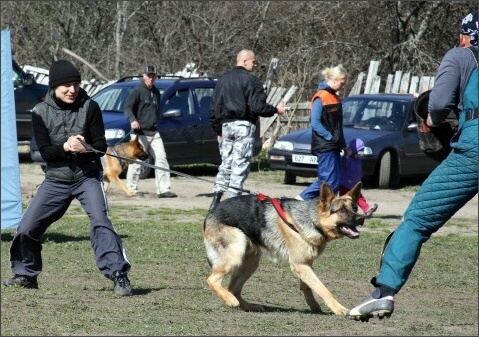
[208,49,286,211]
[124,65,177,198]
[3,60,133,296]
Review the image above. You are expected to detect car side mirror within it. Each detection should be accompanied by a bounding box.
[162,109,182,118]
[407,122,418,131]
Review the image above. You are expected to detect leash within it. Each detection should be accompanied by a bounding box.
[81,139,329,238]
[78,139,258,195]
[110,129,134,146]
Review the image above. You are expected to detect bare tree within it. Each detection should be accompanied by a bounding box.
[2,0,475,94]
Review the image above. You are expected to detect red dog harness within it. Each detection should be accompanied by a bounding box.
[257,193,298,233]
[257,193,328,239]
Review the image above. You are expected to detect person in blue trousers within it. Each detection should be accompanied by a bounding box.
[347,10,478,321]
[296,64,351,200]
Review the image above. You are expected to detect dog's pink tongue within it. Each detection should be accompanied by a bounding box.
[340,225,360,239]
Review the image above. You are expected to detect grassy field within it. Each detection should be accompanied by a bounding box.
[1,202,477,336]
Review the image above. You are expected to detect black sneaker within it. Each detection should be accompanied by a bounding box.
[112,271,132,296]
[347,294,394,322]
[3,274,38,289]
[158,191,177,198]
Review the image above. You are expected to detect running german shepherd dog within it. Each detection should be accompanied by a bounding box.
[102,137,148,196]
[203,182,364,315]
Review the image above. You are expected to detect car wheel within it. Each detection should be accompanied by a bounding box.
[378,151,391,189]
[139,156,153,179]
[284,171,297,185]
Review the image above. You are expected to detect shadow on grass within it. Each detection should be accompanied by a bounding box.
[261,305,334,315]
[101,288,158,296]
[221,303,334,315]
[1,232,129,243]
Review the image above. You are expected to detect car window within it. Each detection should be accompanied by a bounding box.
[343,98,406,131]
[12,65,23,87]
[162,89,194,116]
[194,88,214,114]
[93,87,131,111]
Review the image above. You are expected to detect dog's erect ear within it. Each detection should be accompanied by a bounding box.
[319,183,335,212]
[346,181,362,204]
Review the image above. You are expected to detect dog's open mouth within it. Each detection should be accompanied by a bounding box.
[338,224,360,239]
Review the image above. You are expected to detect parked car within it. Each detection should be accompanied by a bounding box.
[31,75,262,178]
[12,59,49,145]
[268,93,440,188]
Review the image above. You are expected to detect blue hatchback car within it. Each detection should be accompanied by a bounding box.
[31,76,255,178]
[268,93,440,188]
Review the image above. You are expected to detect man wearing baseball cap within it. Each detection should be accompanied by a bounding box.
[124,65,177,198]
[348,10,478,322]
[3,60,133,296]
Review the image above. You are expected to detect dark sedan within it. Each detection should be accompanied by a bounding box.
[268,93,440,188]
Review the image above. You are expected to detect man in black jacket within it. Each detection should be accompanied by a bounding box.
[3,60,132,296]
[209,49,286,211]
[124,65,177,198]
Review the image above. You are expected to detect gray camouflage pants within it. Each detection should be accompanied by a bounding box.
[213,120,256,197]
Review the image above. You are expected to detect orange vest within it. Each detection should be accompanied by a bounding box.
[310,88,344,153]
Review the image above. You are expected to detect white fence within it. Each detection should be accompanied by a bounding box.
[349,60,435,95]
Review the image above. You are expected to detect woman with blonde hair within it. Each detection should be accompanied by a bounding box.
[296,64,351,200]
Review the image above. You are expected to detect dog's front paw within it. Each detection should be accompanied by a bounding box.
[334,306,348,315]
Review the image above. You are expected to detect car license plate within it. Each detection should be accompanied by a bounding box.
[292,154,317,165]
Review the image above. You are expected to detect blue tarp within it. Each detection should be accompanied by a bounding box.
[1,29,22,230]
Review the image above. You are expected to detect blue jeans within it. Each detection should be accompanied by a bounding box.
[299,150,341,199]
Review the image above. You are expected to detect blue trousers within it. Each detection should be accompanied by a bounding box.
[376,118,478,292]
[9,172,131,279]
[299,150,340,199]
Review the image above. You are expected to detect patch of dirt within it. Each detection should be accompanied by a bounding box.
[18,161,478,236]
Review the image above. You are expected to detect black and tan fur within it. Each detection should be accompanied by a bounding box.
[203,182,364,315]
[102,137,148,196]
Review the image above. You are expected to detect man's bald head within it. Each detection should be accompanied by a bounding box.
[236,49,257,71]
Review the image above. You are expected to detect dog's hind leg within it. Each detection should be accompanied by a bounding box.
[228,251,264,312]
[205,227,247,309]
[299,280,323,313]
[207,265,240,308]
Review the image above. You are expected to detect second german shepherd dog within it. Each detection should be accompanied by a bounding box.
[102,137,148,196]
[203,182,364,315]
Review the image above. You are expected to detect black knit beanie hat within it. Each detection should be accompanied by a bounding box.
[48,60,81,89]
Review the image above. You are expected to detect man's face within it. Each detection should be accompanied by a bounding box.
[243,54,258,72]
[143,72,156,88]
[54,82,80,104]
